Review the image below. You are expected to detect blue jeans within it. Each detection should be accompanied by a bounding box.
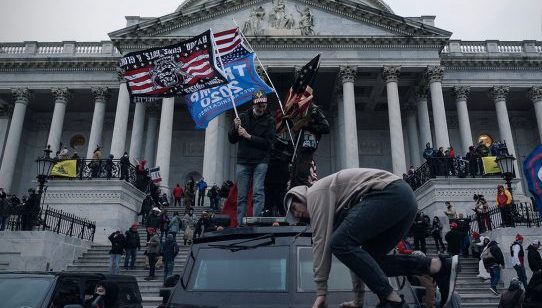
[236,163,268,226]
[489,265,501,289]
[330,180,431,299]
[124,248,137,269]
[164,260,174,282]
[109,254,122,274]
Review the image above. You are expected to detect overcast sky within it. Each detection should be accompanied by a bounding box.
[0,0,540,42]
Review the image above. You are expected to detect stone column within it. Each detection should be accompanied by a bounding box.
[405,104,421,167]
[109,80,131,158]
[155,97,175,192]
[143,103,160,166]
[335,85,346,170]
[47,88,70,154]
[339,66,359,169]
[426,66,450,148]
[86,87,109,159]
[128,100,146,163]
[528,86,542,142]
[416,86,432,150]
[0,100,13,162]
[0,88,31,192]
[383,66,407,175]
[453,86,473,155]
[203,114,226,185]
[490,86,521,178]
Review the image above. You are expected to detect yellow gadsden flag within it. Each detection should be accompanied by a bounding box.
[482,156,501,174]
[50,159,77,178]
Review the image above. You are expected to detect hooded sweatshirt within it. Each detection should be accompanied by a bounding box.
[284,168,400,297]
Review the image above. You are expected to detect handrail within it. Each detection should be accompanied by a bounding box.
[468,202,540,234]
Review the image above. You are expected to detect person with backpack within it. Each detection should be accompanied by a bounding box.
[162,233,179,284]
[511,233,528,289]
[123,224,140,270]
[498,278,525,308]
[481,240,505,295]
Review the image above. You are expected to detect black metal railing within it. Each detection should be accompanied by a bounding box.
[49,159,149,192]
[0,205,96,241]
[468,202,541,234]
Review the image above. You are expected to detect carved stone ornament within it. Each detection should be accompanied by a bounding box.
[382,66,401,83]
[91,87,110,102]
[11,88,31,105]
[0,100,14,116]
[453,86,470,102]
[415,86,428,101]
[339,66,357,84]
[269,0,295,30]
[489,86,510,102]
[425,66,444,83]
[51,87,70,104]
[242,1,316,36]
[243,6,266,36]
[295,5,315,36]
[527,86,542,103]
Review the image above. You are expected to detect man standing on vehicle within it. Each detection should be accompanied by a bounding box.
[228,89,276,225]
[285,168,459,308]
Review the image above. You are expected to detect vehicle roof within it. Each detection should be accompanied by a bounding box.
[0,272,137,282]
[193,226,312,244]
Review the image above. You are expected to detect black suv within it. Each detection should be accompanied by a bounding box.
[160,226,421,307]
[0,272,142,308]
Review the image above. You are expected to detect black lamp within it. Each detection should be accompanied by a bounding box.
[36,145,55,195]
[496,154,516,196]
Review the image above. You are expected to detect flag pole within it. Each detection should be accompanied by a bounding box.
[233,19,295,146]
[210,28,239,119]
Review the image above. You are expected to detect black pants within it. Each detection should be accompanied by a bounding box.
[292,150,313,187]
[147,253,157,277]
[414,236,427,254]
[198,192,205,207]
[433,234,446,252]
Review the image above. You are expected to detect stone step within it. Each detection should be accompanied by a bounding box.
[459,293,501,304]
[456,286,506,294]
[462,303,500,308]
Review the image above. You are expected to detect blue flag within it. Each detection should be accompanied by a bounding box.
[183,50,273,129]
[523,144,542,217]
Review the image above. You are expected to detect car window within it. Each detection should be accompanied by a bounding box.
[0,277,53,308]
[297,246,352,292]
[84,279,101,302]
[50,277,82,308]
[189,246,288,291]
[117,281,142,305]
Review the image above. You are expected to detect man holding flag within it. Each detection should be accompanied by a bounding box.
[228,89,276,226]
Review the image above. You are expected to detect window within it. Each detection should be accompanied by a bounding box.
[189,246,288,291]
[0,277,53,308]
[297,247,352,292]
[51,278,82,307]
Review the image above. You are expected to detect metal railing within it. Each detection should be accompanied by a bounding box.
[0,204,96,241]
[442,40,542,54]
[405,157,475,190]
[48,159,150,192]
[468,202,541,234]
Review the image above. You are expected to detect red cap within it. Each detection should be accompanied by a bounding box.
[472,231,480,238]
[450,222,458,229]
[516,233,524,241]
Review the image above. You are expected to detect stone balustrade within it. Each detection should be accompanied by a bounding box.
[443,40,542,54]
[0,41,119,56]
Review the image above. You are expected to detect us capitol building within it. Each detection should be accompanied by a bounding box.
[0,0,541,204]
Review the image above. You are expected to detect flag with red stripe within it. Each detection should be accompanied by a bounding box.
[119,30,227,97]
[213,27,244,58]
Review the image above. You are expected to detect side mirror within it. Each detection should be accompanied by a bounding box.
[164,274,180,287]
[64,305,84,308]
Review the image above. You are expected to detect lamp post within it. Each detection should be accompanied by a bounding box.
[35,146,56,195]
[496,154,516,199]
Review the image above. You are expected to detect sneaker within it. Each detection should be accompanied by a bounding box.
[434,255,460,308]
[490,287,500,296]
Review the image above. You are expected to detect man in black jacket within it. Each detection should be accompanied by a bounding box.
[527,240,542,273]
[445,222,467,256]
[124,224,141,270]
[120,152,130,181]
[482,240,505,295]
[108,230,125,275]
[228,90,275,226]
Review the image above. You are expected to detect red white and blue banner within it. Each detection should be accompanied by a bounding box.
[183,28,273,129]
[119,30,227,97]
[523,144,542,216]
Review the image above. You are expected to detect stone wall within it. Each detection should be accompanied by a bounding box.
[0,231,91,271]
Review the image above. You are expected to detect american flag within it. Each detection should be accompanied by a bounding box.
[213,27,252,64]
[119,30,227,97]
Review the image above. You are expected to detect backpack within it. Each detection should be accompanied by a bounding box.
[481,247,494,261]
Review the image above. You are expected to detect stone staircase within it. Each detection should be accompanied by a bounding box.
[423,240,502,308]
[66,205,210,308]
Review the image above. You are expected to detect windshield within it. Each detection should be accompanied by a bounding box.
[0,277,53,307]
[297,247,352,292]
[189,246,288,291]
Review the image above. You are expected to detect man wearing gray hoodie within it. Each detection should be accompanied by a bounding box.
[285,168,459,308]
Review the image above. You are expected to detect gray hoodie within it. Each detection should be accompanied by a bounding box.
[284,168,400,297]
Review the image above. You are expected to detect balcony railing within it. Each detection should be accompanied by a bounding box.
[442,40,542,54]
[0,204,96,241]
[0,42,119,56]
[467,202,541,234]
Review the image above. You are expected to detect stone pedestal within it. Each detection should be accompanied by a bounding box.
[44,179,145,244]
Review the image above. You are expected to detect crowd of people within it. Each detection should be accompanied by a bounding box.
[0,187,41,231]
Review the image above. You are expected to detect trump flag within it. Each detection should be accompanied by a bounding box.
[523,144,542,216]
[119,30,227,97]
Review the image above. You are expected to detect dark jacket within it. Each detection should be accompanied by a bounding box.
[411,216,427,238]
[228,109,276,164]
[498,288,524,308]
[147,234,161,255]
[120,155,130,170]
[195,217,217,237]
[108,232,125,255]
[527,244,542,272]
[299,105,330,151]
[445,229,467,255]
[483,241,505,268]
[124,229,141,250]
[162,236,179,263]
[146,213,160,229]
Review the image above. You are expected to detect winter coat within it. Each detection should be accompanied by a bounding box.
[172,186,184,199]
[228,108,276,164]
[124,229,141,250]
[120,155,130,169]
[141,196,154,215]
[146,213,160,229]
[162,236,179,263]
[498,288,524,308]
[497,189,513,208]
[431,220,443,237]
[108,232,125,255]
[182,214,197,230]
[298,104,330,152]
[168,215,182,233]
[445,229,467,255]
[147,234,161,255]
[195,217,217,237]
[483,241,505,269]
[159,214,170,232]
[411,217,427,238]
[196,180,207,193]
[527,244,542,272]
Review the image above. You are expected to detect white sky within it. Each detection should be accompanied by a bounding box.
[0,0,540,42]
